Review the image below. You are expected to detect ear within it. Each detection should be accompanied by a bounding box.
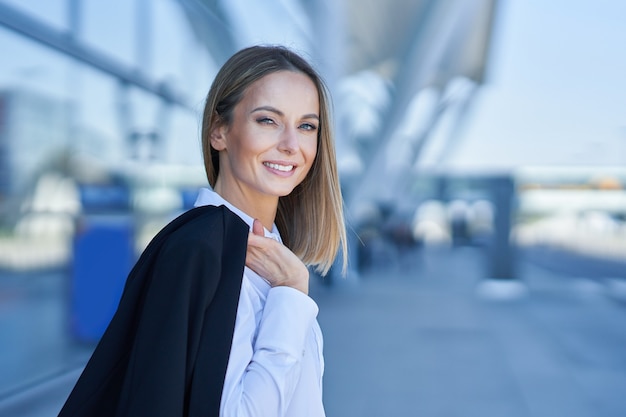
[210,119,228,151]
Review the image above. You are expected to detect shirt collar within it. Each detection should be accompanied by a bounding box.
[193,187,282,242]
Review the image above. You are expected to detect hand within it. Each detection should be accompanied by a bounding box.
[246,219,310,295]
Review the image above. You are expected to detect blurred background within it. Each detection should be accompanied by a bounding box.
[0,0,625,416]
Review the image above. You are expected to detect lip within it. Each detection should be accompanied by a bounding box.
[263,160,298,177]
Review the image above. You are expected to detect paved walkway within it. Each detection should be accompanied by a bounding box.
[1,246,625,417]
[313,246,626,417]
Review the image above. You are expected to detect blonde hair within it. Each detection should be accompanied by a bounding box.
[201,45,347,275]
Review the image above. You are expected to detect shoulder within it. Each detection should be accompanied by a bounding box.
[130,205,248,279]
[175,204,247,234]
[126,205,248,300]
[158,205,248,250]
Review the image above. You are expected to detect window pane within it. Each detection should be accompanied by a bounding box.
[0,29,71,195]
[153,0,218,105]
[81,0,135,67]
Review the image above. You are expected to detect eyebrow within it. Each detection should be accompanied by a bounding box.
[251,105,319,120]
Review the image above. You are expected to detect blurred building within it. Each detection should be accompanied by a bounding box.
[0,89,71,197]
[0,0,502,397]
[0,0,500,218]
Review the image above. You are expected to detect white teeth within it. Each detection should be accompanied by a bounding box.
[264,162,294,172]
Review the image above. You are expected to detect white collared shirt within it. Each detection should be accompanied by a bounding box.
[194,188,325,417]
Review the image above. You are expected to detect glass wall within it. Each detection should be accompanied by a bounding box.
[0,0,215,396]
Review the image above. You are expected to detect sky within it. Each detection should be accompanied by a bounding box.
[447,0,626,169]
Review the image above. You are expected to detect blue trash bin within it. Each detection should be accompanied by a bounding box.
[71,214,134,342]
[70,183,135,342]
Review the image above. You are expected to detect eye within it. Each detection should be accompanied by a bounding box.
[256,117,275,125]
[299,122,318,131]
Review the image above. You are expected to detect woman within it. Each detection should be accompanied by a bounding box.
[59,45,347,417]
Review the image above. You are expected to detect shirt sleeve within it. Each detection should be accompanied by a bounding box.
[220,284,319,417]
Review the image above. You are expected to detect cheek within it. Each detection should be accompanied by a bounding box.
[304,140,318,165]
[299,141,318,180]
[228,132,259,163]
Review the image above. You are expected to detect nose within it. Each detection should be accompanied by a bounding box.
[278,127,298,155]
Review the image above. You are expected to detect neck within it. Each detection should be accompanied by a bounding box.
[213,180,278,230]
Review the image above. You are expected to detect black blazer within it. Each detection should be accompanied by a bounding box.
[59,205,249,417]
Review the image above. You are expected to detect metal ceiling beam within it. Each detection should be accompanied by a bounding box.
[176,0,236,66]
[345,0,499,212]
[0,2,189,108]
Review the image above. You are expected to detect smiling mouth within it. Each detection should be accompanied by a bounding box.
[263,162,295,172]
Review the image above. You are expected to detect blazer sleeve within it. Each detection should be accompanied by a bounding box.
[58,206,248,417]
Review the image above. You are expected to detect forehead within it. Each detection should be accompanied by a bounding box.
[241,70,319,111]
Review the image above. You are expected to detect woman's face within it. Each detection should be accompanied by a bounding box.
[211,70,319,208]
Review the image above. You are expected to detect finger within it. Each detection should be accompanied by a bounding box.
[252,219,265,237]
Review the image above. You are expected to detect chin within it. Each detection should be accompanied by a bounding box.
[261,177,307,198]
[268,185,299,198]
[275,189,296,198]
